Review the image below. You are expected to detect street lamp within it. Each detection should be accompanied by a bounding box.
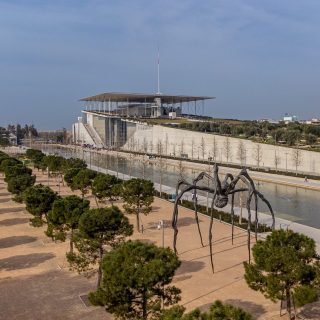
[157,219,165,310]
[157,220,164,248]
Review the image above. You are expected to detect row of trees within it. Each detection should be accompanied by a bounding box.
[7,123,38,142]
[25,149,155,232]
[4,149,318,319]
[165,120,320,147]
[0,150,36,201]
[0,127,11,146]
[20,150,255,319]
[20,150,180,319]
[127,136,303,173]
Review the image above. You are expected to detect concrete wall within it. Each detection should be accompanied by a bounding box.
[92,116,107,144]
[72,123,95,145]
[72,115,320,175]
[122,123,320,175]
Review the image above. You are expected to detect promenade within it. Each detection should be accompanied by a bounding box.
[92,163,320,253]
[0,170,283,319]
[1,154,319,319]
[0,173,108,320]
[43,144,320,251]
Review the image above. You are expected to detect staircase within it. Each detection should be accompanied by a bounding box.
[83,124,104,148]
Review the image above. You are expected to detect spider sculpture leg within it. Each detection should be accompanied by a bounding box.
[236,175,258,263]
[229,174,256,263]
[239,169,275,230]
[208,192,217,273]
[229,187,249,245]
[192,188,204,247]
[256,190,275,230]
[192,171,216,247]
[246,190,254,263]
[176,172,216,247]
[172,181,190,254]
[172,183,209,254]
[231,193,235,245]
[228,169,275,256]
[172,190,184,254]
[254,192,258,241]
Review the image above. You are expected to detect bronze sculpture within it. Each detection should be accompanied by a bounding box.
[172,164,275,273]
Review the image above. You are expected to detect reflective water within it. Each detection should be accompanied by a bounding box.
[48,146,320,229]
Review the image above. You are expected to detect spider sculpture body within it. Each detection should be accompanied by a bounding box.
[172,164,275,273]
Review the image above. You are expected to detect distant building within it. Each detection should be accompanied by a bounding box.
[72,92,214,148]
[306,118,320,125]
[283,114,298,123]
[8,133,17,145]
[38,129,69,143]
[258,118,279,124]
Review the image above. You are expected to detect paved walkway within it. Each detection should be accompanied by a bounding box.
[92,164,320,253]
[0,174,109,320]
[1,168,320,319]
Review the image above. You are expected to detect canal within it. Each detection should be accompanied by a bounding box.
[46,145,320,229]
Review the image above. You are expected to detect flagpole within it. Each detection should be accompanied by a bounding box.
[157,48,160,94]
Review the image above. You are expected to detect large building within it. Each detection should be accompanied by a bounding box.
[72,92,214,148]
[72,91,320,175]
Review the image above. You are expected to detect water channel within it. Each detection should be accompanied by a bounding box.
[46,145,320,230]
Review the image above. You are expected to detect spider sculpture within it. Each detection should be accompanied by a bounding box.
[172,164,275,273]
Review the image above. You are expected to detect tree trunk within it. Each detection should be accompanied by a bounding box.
[286,289,292,320]
[97,246,104,289]
[94,195,99,208]
[70,228,74,254]
[142,291,147,320]
[136,211,140,233]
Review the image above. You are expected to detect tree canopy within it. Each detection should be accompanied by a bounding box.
[64,168,81,187]
[0,158,21,173]
[92,173,120,205]
[7,173,36,197]
[67,206,133,288]
[244,229,320,319]
[0,136,10,146]
[24,184,58,226]
[160,300,252,320]
[46,195,90,253]
[0,153,10,166]
[26,149,44,161]
[121,178,155,232]
[71,168,97,198]
[89,240,181,320]
[43,155,64,173]
[61,157,87,174]
[25,149,46,171]
[4,164,32,182]
[163,119,320,148]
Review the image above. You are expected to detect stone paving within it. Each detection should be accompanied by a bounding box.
[1,170,320,319]
[0,174,109,320]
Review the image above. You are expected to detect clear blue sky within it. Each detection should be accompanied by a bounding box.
[1,0,320,130]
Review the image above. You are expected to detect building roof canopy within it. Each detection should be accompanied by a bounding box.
[80,92,215,104]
